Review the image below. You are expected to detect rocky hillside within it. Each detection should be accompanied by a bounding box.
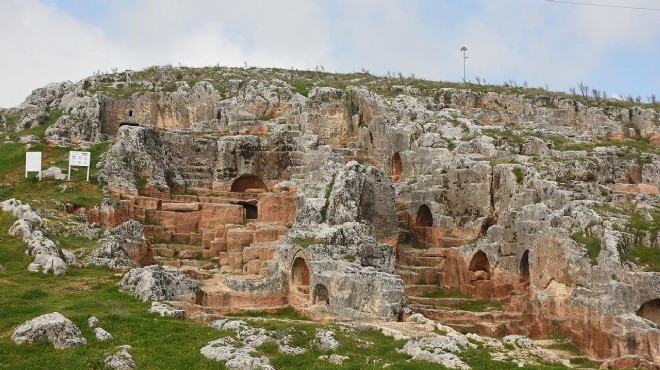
[1,66,659,369]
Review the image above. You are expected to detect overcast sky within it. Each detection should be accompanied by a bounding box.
[1,0,658,108]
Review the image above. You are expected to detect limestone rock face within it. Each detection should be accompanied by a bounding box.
[97,125,295,195]
[326,161,397,240]
[46,94,102,146]
[84,220,143,271]
[117,265,200,301]
[296,160,397,240]
[12,312,87,349]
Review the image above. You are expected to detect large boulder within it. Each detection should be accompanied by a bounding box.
[27,254,68,275]
[12,312,87,349]
[84,220,143,270]
[117,265,199,301]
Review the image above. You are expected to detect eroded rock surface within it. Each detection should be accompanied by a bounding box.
[117,265,199,301]
[12,312,87,349]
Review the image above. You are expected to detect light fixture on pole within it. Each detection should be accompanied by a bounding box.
[461,46,468,83]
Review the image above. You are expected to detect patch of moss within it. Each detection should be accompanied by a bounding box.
[571,231,601,265]
[512,167,524,184]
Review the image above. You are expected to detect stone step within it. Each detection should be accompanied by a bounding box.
[153,256,217,270]
[411,305,523,336]
[242,242,278,262]
[408,296,478,307]
[404,285,440,297]
[394,269,419,285]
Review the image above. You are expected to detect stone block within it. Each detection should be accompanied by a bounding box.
[136,197,161,209]
[199,204,244,228]
[257,193,297,223]
[226,229,254,253]
[252,227,283,243]
[172,233,190,244]
[161,202,200,212]
[245,260,264,275]
[209,239,227,254]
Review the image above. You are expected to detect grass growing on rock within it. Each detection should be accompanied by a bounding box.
[422,289,472,299]
[571,231,602,265]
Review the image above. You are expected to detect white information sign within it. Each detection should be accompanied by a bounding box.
[25,152,42,179]
[68,151,91,181]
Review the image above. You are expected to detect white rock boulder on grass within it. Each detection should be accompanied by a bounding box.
[312,329,340,351]
[104,345,136,370]
[398,335,470,370]
[27,254,68,275]
[148,301,186,319]
[12,312,87,349]
[94,327,113,341]
[40,167,66,181]
[117,265,199,301]
[88,316,99,327]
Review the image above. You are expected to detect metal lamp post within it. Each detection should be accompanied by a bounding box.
[461,46,468,83]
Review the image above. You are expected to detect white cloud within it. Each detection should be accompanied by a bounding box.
[1,0,657,108]
[0,0,126,107]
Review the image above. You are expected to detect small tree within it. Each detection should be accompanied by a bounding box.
[577,81,589,100]
[635,96,642,103]
[592,88,601,101]
[569,87,577,96]
[475,76,482,85]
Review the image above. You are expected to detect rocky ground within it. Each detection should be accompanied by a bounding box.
[0,65,658,369]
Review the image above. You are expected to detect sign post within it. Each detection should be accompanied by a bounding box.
[68,151,91,182]
[25,152,42,180]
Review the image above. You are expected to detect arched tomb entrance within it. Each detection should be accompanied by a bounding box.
[413,204,433,248]
[231,175,268,193]
[469,250,491,299]
[637,299,660,326]
[291,257,310,295]
[392,152,403,182]
[520,250,530,284]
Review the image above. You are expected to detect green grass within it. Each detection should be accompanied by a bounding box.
[512,167,524,184]
[624,246,660,272]
[0,139,110,210]
[571,231,602,265]
[546,340,582,355]
[16,109,63,140]
[422,289,472,299]
[0,211,224,369]
[226,306,309,321]
[292,236,317,248]
[452,300,504,312]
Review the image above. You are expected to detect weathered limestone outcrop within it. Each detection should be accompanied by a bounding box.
[12,312,87,349]
[97,125,296,195]
[84,220,145,270]
[118,265,200,302]
[1,199,71,275]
